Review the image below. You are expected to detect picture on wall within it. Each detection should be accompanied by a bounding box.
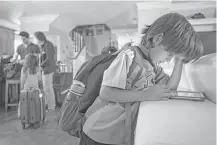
[86,29,94,36]
[95,24,104,35]
[96,28,103,35]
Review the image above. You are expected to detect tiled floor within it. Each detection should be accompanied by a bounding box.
[0,105,79,145]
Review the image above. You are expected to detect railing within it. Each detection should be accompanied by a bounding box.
[73,44,86,60]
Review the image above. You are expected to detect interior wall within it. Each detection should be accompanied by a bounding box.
[50,26,73,71]
[0,27,15,56]
[198,31,216,55]
[43,32,60,62]
[137,8,169,34]
[83,30,111,59]
[116,32,140,49]
[73,45,86,77]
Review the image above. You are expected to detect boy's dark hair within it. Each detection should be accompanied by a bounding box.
[19,31,29,38]
[34,31,47,42]
[140,13,203,63]
[23,54,38,75]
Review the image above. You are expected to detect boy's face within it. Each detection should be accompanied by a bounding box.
[149,45,173,64]
[148,33,173,64]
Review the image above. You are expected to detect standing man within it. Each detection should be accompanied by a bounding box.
[10,31,40,64]
[34,31,56,111]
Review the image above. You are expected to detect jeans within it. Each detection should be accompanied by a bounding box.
[42,72,55,110]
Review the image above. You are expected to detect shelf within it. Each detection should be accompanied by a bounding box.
[189,18,216,32]
[189,18,216,26]
[169,1,215,12]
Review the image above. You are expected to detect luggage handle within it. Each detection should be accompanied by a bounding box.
[27,87,43,97]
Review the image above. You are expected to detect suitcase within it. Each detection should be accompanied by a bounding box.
[19,88,45,129]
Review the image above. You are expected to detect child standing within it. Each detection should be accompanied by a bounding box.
[79,13,203,145]
[20,54,42,91]
[18,54,43,118]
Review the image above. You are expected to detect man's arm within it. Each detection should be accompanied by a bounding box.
[11,45,21,63]
[10,52,19,63]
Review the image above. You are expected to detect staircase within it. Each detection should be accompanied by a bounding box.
[68,28,87,77]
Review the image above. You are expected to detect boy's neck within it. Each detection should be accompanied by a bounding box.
[138,44,155,66]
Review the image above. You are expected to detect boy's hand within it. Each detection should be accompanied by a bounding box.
[148,84,170,101]
[174,56,185,64]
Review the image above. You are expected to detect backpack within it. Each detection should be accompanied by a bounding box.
[0,55,13,79]
[58,52,118,138]
[4,62,23,80]
[58,46,137,142]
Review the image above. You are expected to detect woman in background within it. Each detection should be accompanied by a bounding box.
[34,31,56,111]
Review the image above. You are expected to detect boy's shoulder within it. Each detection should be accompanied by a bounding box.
[120,46,153,70]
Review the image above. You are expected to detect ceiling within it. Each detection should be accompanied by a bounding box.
[0,1,141,32]
[0,1,215,32]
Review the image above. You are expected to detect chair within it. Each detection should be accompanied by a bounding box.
[59,64,68,72]
[5,79,20,112]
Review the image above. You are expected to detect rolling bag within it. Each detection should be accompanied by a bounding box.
[19,88,45,129]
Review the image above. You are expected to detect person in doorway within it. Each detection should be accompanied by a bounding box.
[10,31,40,65]
[34,31,56,111]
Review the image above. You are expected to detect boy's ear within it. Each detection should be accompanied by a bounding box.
[152,33,164,46]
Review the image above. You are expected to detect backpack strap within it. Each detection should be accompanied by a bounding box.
[124,102,132,145]
[124,46,145,145]
[74,60,89,79]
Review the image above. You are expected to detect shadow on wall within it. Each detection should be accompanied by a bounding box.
[198,31,216,55]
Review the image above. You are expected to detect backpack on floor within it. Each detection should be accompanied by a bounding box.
[4,62,23,80]
[58,51,119,138]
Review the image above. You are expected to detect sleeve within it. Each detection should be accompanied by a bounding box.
[101,49,134,89]
[155,65,170,84]
[41,43,55,67]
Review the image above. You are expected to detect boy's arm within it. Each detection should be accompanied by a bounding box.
[155,57,184,90]
[99,49,169,103]
[166,58,184,90]
[100,84,169,102]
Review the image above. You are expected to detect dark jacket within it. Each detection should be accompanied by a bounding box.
[40,40,56,74]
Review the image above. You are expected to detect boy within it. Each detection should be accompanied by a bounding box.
[80,13,203,145]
